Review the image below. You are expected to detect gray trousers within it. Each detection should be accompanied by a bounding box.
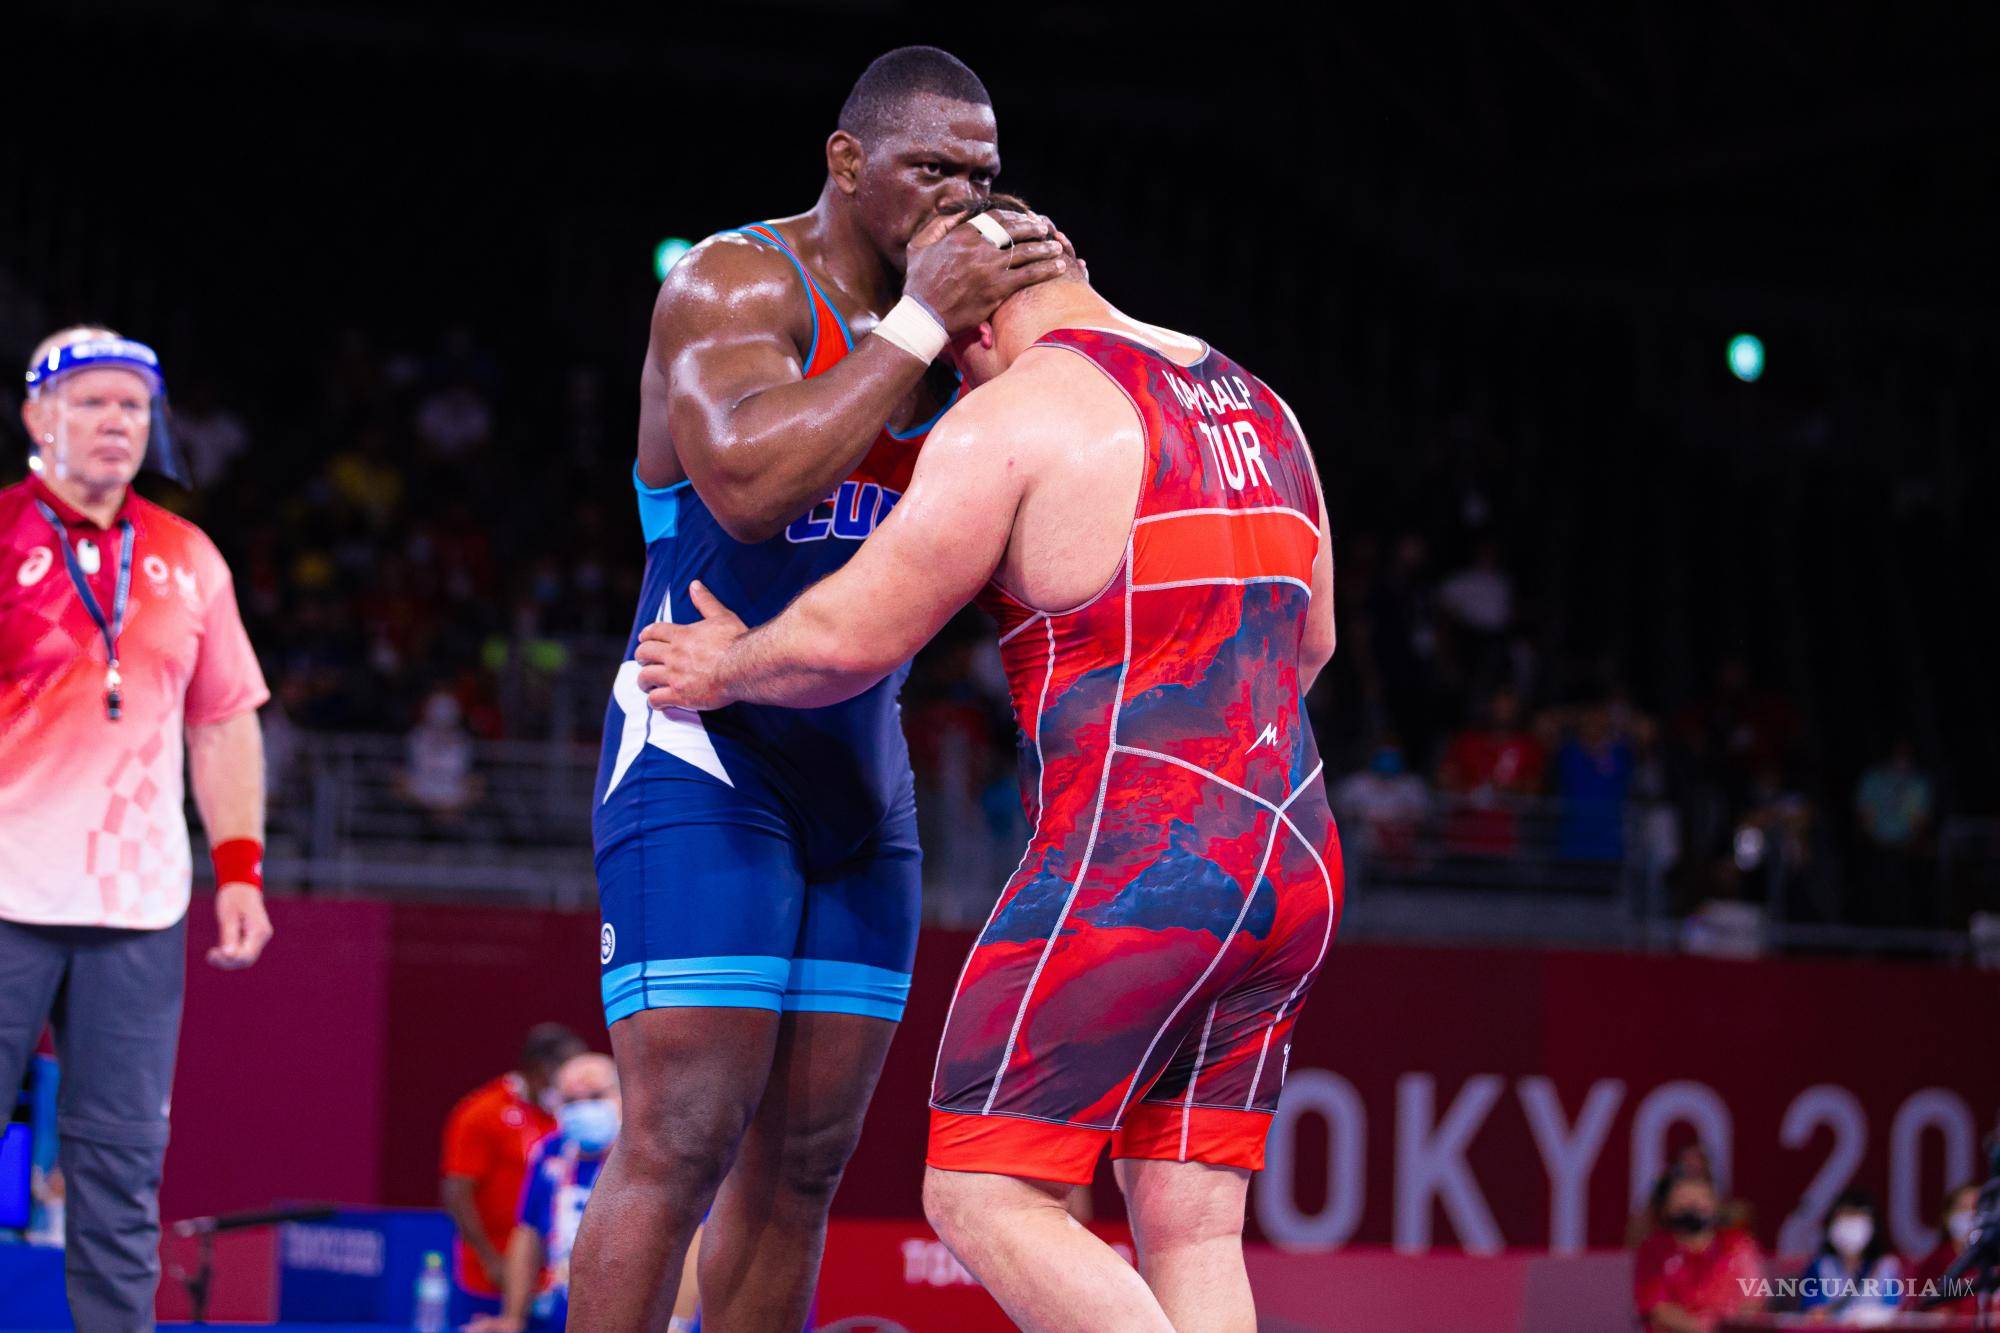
[0,915,185,1333]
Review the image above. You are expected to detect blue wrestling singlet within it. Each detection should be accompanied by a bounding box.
[592,221,955,1026]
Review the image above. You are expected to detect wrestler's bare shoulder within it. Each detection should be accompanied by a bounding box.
[648,229,809,337]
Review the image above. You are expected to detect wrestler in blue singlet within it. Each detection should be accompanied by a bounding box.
[593,222,954,1027]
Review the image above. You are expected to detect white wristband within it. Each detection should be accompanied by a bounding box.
[873,295,950,365]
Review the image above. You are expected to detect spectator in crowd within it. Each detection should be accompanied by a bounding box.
[414,375,494,462]
[1855,740,1934,850]
[465,1052,701,1333]
[168,379,250,486]
[1436,537,1514,637]
[1854,738,1936,927]
[1735,765,1833,923]
[400,688,483,826]
[1366,533,1442,761]
[1626,1143,1754,1246]
[325,420,406,530]
[1435,537,1514,690]
[440,1024,585,1328]
[1438,686,1545,857]
[1796,1189,1900,1323]
[1333,738,1431,871]
[1903,1182,1980,1316]
[1554,702,1637,862]
[1633,1171,1763,1333]
[1675,657,1799,808]
[1630,1148,1702,1247]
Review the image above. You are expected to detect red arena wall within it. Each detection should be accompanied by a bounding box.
[166,901,2000,1262]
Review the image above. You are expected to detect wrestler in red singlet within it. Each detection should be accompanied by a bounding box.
[925,327,1343,1183]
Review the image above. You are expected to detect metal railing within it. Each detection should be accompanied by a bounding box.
[262,732,602,906]
[1326,791,1674,949]
[230,732,1996,959]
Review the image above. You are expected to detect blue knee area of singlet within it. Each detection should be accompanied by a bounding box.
[601,957,910,1023]
[782,959,911,1021]
[602,955,790,1023]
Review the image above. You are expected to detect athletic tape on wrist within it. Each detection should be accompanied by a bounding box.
[873,295,950,365]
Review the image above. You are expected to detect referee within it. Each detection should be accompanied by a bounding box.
[1,326,273,1329]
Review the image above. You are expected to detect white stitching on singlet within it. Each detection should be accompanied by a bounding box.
[933,619,1059,1102]
[1107,775,1311,1128]
[981,540,1135,1114]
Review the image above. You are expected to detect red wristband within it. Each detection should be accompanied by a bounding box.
[211,838,264,891]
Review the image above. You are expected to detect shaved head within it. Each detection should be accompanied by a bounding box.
[838,46,990,145]
[826,48,1001,270]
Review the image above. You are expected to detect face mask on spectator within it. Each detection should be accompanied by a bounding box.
[558,1097,620,1153]
[1829,1215,1873,1257]
[1663,1209,1714,1236]
[1947,1210,1974,1245]
[1370,748,1405,777]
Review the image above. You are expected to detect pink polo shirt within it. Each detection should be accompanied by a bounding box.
[1,476,268,929]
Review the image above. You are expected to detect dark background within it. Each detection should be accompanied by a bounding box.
[7,2,1998,927]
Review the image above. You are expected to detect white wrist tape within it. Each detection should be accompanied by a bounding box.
[873,294,950,365]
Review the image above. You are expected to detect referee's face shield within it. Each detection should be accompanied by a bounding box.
[21,336,188,490]
[23,366,152,494]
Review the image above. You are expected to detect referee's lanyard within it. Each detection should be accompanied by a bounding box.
[34,499,136,722]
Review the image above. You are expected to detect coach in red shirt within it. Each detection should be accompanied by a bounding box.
[440,1024,585,1325]
[1,325,273,1330]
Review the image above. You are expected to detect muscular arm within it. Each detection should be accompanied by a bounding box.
[642,216,1064,544]
[639,238,935,543]
[638,375,1041,710]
